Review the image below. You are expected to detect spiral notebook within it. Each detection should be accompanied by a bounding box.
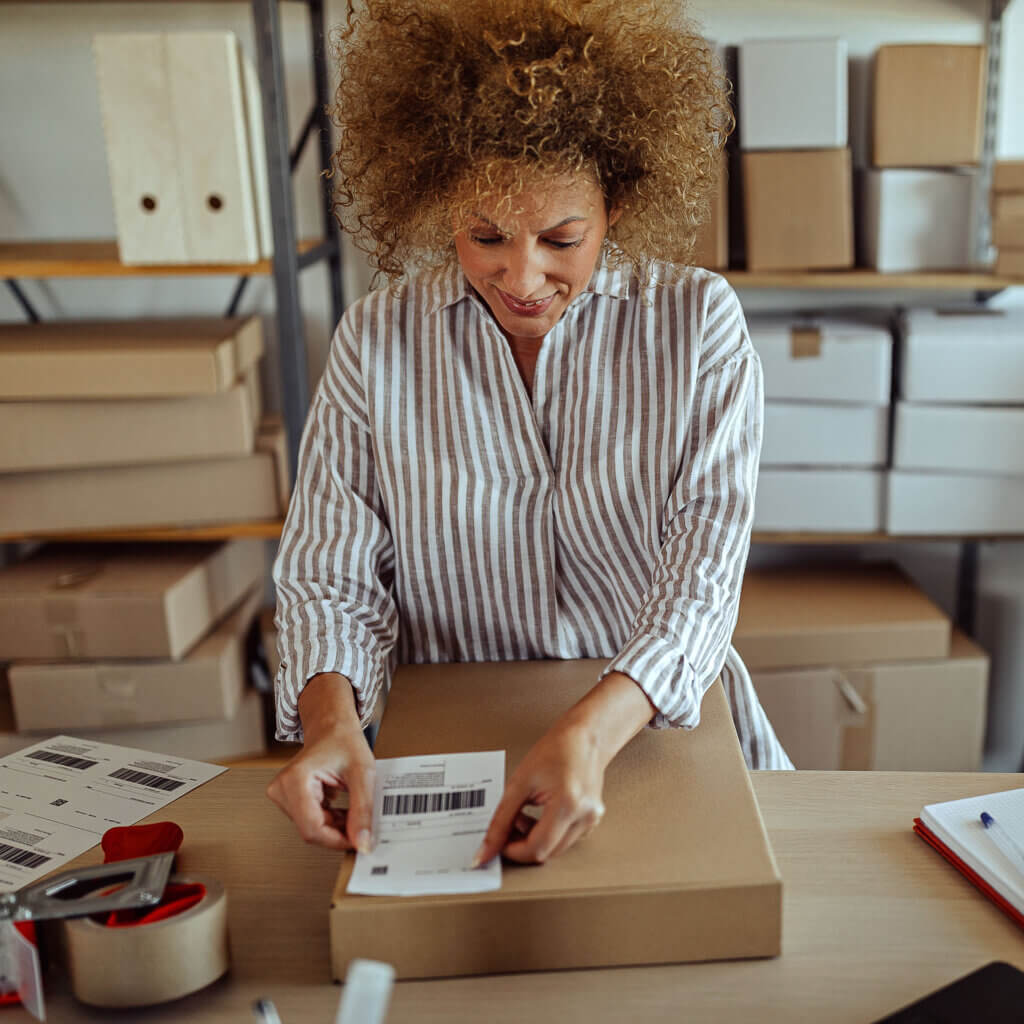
[914,787,1024,929]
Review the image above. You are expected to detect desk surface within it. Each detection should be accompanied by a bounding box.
[21,768,1024,1023]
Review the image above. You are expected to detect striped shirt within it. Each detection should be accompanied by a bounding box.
[273,260,792,770]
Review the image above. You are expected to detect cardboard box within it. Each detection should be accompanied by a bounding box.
[860,169,975,272]
[901,308,1024,403]
[0,418,288,536]
[993,193,1024,248]
[739,38,847,150]
[8,588,261,731]
[743,149,854,271]
[746,317,892,403]
[894,403,1024,476]
[0,370,260,473]
[762,403,888,468]
[872,45,985,167]
[997,248,1024,278]
[0,317,263,400]
[0,539,264,660]
[887,470,1024,535]
[733,563,951,670]
[993,160,1024,192]
[330,662,781,979]
[692,156,728,270]
[754,469,884,532]
[752,631,987,771]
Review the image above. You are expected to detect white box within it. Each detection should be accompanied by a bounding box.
[739,38,847,150]
[894,403,1024,476]
[887,471,1024,535]
[901,308,1024,403]
[746,317,892,404]
[754,469,885,532]
[762,403,888,468]
[861,169,975,272]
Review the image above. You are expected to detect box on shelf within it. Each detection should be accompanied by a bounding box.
[0,539,264,661]
[742,148,853,271]
[992,193,1024,249]
[733,563,951,670]
[900,308,1024,403]
[8,588,262,731]
[894,403,1024,476]
[752,631,987,771]
[996,248,1024,279]
[887,471,1024,535]
[738,37,847,150]
[746,317,892,403]
[754,469,884,533]
[872,44,985,167]
[330,662,781,980]
[0,317,263,400]
[761,403,888,468]
[993,160,1024,193]
[0,369,261,473]
[692,155,728,270]
[860,169,975,272]
[0,418,289,536]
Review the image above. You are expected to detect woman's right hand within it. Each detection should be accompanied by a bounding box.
[266,673,376,853]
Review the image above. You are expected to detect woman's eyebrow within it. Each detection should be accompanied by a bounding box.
[470,214,587,233]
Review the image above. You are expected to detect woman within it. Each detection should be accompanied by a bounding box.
[268,0,792,866]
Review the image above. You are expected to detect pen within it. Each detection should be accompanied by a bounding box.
[253,998,283,1024]
[979,811,1024,876]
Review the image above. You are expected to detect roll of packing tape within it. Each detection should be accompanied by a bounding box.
[61,873,229,1008]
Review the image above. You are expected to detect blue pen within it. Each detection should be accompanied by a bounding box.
[980,811,1024,876]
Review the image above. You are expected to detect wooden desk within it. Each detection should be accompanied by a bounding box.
[17,769,1024,1022]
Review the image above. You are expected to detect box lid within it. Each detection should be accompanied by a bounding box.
[993,160,1024,193]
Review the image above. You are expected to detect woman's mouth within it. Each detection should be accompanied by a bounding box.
[495,289,556,318]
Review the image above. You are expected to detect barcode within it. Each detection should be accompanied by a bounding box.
[371,866,388,876]
[27,750,98,771]
[0,842,50,870]
[382,789,485,816]
[108,767,184,792]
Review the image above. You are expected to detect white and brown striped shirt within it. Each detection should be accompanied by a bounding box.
[273,260,792,770]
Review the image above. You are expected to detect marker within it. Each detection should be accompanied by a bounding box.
[253,998,283,1024]
[980,811,1024,876]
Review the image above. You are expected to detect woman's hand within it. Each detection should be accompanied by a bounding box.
[266,673,376,853]
[473,672,656,866]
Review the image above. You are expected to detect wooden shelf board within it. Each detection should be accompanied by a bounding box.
[0,240,322,279]
[723,269,1017,291]
[0,520,286,544]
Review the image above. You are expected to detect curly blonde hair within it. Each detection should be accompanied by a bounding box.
[331,0,731,284]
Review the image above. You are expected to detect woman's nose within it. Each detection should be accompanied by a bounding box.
[502,247,546,299]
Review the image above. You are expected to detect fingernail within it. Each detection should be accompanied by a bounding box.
[470,846,486,869]
[356,829,373,854]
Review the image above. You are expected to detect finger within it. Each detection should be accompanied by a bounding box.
[344,761,377,853]
[501,803,572,865]
[548,819,592,861]
[302,805,357,852]
[512,811,536,838]
[474,784,529,867]
[268,765,351,850]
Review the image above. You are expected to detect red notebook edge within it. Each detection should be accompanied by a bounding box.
[913,818,1024,931]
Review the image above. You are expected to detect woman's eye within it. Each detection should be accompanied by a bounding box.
[545,238,583,249]
[470,235,504,246]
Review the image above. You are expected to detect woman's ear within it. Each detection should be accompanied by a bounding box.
[607,203,623,229]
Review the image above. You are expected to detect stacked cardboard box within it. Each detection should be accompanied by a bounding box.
[862,45,984,272]
[0,318,289,534]
[0,541,269,761]
[993,160,1024,279]
[889,307,1024,534]
[747,315,892,531]
[739,38,853,271]
[736,563,988,770]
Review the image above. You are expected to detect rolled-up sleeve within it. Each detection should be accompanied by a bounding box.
[272,313,398,741]
[601,278,762,729]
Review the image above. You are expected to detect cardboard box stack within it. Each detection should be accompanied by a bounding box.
[747,315,892,531]
[736,563,988,770]
[739,38,853,271]
[0,541,269,761]
[0,317,289,535]
[862,45,984,272]
[889,307,1024,534]
[993,160,1024,279]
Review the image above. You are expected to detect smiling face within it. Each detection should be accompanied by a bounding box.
[453,173,620,345]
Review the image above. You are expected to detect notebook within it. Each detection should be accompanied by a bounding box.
[914,788,1024,928]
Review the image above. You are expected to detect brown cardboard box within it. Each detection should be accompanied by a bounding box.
[742,149,854,271]
[733,563,951,670]
[0,369,261,473]
[692,156,728,269]
[0,539,264,660]
[872,45,985,167]
[992,193,1024,249]
[993,160,1024,193]
[0,418,288,536]
[753,631,987,771]
[997,247,1024,279]
[330,662,781,980]
[8,588,262,730]
[0,317,263,400]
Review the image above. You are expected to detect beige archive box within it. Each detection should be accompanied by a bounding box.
[0,317,263,400]
[733,563,951,670]
[992,193,1024,249]
[752,631,987,771]
[996,248,1024,279]
[331,661,781,980]
[692,155,728,270]
[0,539,264,660]
[8,588,262,731]
[993,160,1024,192]
[0,418,288,536]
